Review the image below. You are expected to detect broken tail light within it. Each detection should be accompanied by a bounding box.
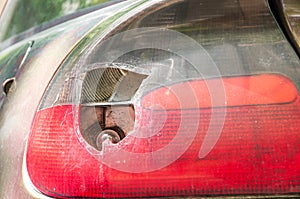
[24,0,300,198]
[26,73,300,198]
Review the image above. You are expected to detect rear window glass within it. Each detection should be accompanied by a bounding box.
[0,0,111,41]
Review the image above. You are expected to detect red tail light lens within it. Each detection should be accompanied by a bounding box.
[24,0,300,197]
[142,74,298,109]
[26,74,300,198]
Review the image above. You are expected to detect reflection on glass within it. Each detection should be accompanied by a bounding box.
[0,0,110,41]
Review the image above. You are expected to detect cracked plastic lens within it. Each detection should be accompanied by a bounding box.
[25,0,300,198]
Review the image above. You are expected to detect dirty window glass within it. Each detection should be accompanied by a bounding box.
[0,0,111,41]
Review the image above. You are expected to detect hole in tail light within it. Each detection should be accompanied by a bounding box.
[79,66,146,150]
[24,0,300,197]
[26,73,300,198]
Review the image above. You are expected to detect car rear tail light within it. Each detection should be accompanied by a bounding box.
[26,73,300,198]
[24,0,300,198]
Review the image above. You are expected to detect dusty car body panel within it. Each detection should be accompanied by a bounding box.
[0,13,99,199]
